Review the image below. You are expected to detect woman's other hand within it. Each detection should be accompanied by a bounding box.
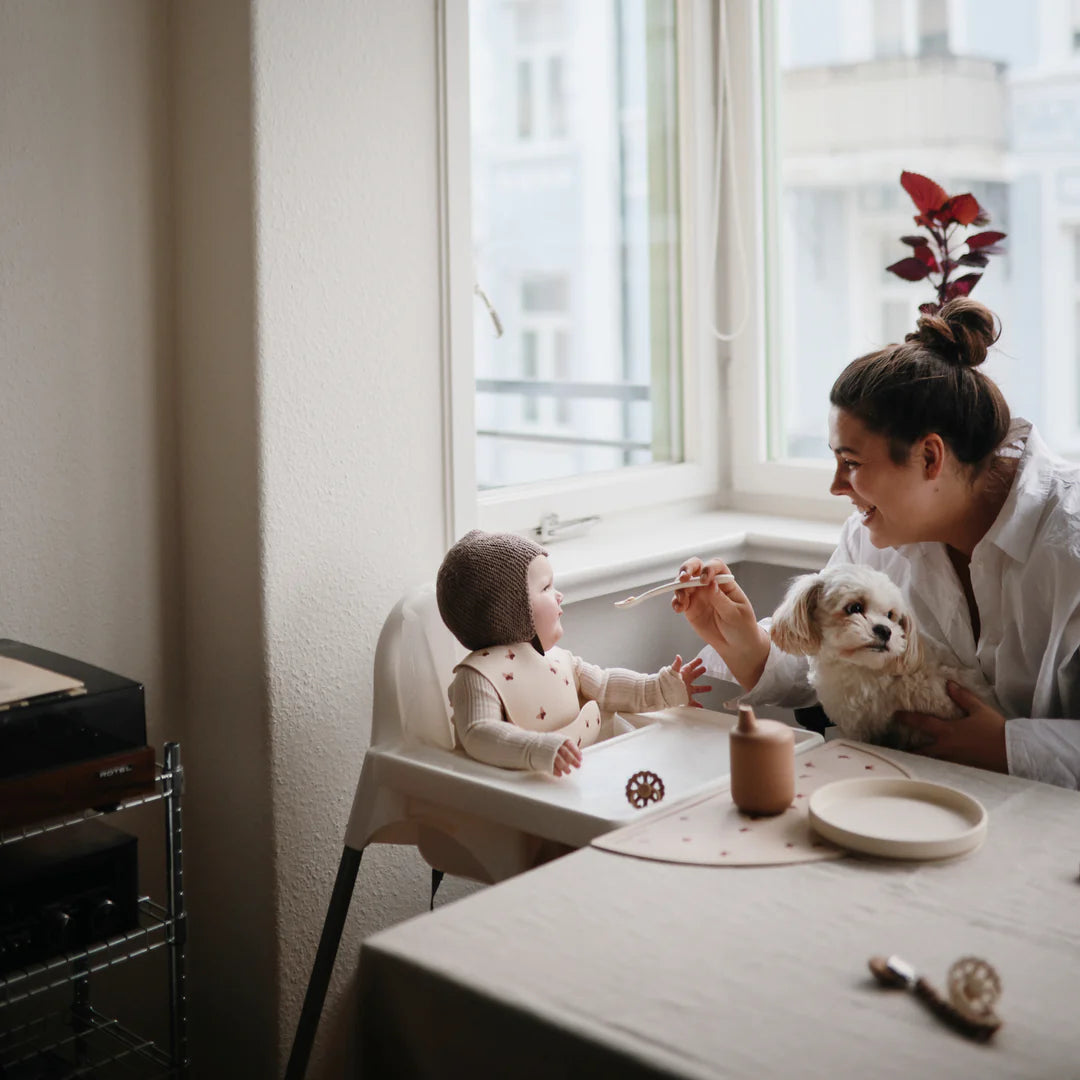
[895,681,1008,773]
[672,558,771,691]
[670,654,710,707]
[553,738,583,777]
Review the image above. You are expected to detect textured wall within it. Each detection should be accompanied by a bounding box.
[250,2,452,1075]
[171,1,281,1075]
[0,0,176,733]
[0,0,178,1049]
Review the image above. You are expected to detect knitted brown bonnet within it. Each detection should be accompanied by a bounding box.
[436,530,547,651]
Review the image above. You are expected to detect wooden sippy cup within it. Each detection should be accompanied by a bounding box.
[729,704,795,816]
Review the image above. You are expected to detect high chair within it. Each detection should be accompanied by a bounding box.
[285,584,822,1078]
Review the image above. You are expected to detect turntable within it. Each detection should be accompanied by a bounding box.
[0,640,152,830]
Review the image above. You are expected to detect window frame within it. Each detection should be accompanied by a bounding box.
[723,0,848,521]
[437,0,724,541]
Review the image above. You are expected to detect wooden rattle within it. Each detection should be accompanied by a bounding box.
[626,770,665,809]
[868,954,1002,1042]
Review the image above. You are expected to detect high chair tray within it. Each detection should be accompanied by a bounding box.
[372,707,823,849]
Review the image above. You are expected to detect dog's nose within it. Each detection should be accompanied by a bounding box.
[872,624,891,643]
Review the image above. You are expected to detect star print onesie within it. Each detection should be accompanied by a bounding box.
[448,643,692,773]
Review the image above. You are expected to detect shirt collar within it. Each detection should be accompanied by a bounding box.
[980,417,1052,564]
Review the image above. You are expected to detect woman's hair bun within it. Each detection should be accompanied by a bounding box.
[908,297,1000,368]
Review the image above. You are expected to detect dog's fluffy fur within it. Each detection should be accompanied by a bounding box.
[769,564,994,750]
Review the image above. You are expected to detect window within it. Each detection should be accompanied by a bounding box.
[917,0,949,57]
[872,0,904,60]
[440,0,719,535]
[727,0,1080,512]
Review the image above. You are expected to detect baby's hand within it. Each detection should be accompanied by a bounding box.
[671,654,710,707]
[553,738,583,777]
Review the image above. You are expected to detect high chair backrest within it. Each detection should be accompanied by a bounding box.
[370,585,465,751]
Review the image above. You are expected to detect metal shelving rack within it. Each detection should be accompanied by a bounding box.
[0,742,188,1078]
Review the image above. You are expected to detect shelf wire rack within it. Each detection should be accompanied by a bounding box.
[0,744,187,1078]
[0,1002,175,1078]
[0,899,174,1008]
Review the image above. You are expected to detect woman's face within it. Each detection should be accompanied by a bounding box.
[828,407,933,549]
[527,554,564,652]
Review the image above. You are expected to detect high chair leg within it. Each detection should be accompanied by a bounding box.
[285,845,364,1080]
[430,868,445,910]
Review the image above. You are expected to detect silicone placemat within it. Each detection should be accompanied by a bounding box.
[591,741,910,866]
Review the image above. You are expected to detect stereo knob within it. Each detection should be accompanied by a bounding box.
[91,898,117,936]
[45,907,73,948]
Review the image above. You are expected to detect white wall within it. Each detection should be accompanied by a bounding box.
[0,1,176,728]
[1,0,460,1074]
[173,1,466,1075]
[0,0,178,1052]
[171,1,281,1074]
[250,1,456,1074]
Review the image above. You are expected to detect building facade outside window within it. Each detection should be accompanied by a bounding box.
[763,0,1080,473]
[466,0,695,510]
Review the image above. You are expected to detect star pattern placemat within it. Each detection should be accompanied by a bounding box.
[591,742,911,866]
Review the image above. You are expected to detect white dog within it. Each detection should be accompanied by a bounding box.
[769,564,995,750]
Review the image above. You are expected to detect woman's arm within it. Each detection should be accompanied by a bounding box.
[672,516,865,698]
[671,558,771,690]
[898,680,1080,788]
[1005,717,1080,788]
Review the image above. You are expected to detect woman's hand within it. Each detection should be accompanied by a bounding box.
[553,738,583,777]
[895,682,1008,773]
[670,654,709,707]
[671,558,771,691]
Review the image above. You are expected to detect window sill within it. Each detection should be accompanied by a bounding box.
[545,506,843,604]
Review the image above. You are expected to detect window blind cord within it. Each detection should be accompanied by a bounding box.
[709,0,750,344]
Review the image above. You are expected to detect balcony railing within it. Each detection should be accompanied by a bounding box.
[476,377,652,451]
[783,54,1008,160]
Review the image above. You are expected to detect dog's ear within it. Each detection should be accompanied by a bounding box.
[769,574,825,656]
[891,611,923,674]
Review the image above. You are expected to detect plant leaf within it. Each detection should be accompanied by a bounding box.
[900,234,931,248]
[938,193,981,226]
[958,252,989,267]
[886,257,933,282]
[941,258,960,272]
[901,171,948,214]
[944,272,982,299]
[966,230,1007,250]
[913,245,940,272]
[919,302,941,316]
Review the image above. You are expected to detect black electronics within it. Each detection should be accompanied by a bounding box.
[0,640,152,828]
[0,821,139,974]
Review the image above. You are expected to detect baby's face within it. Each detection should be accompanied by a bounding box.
[526,555,564,652]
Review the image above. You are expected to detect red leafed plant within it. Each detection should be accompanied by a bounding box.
[886,171,1007,315]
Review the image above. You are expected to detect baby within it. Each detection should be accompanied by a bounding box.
[436,530,708,777]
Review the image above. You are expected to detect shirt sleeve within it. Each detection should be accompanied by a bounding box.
[571,656,690,712]
[1005,719,1080,789]
[449,667,566,774]
[1004,645,1080,788]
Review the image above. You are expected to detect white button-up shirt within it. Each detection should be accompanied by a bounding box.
[702,420,1080,788]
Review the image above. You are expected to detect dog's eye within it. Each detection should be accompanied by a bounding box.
[844,602,864,616]
[887,610,895,621]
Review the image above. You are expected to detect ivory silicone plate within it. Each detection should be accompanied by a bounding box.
[808,777,987,860]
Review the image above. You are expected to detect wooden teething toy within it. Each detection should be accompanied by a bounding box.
[626,770,665,809]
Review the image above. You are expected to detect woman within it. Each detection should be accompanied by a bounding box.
[675,297,1080,788]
